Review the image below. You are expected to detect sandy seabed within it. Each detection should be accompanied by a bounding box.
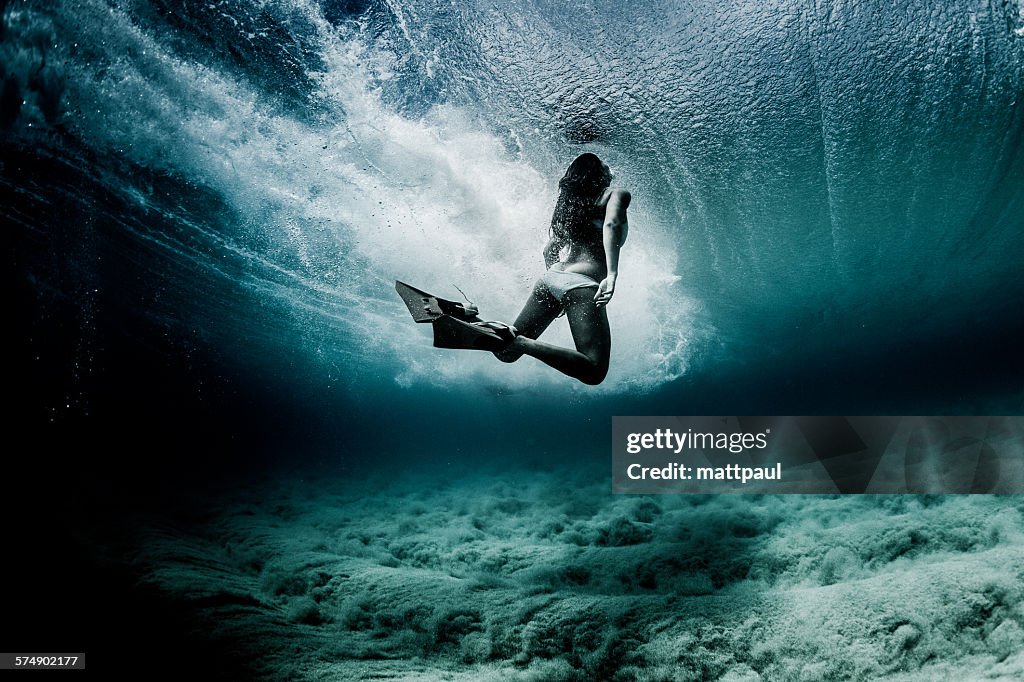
[132,466,1024,681]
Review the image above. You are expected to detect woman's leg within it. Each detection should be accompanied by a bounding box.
[493,281,562,362]
[509,287,610,384]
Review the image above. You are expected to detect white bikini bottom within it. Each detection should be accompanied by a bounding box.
[539,263,599,302]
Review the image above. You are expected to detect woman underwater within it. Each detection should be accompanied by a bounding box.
[484,153,631,385]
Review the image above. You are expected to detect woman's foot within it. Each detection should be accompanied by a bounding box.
[493,340,524,363]
[474,321,520,360]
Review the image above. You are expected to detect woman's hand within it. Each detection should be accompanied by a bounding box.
[594,275,616,307]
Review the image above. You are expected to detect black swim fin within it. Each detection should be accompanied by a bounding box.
[432,316,512,351]
[395,281,480,323]
[395,281,516,352]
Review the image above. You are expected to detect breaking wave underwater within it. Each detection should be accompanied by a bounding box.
[2,0,1023,395]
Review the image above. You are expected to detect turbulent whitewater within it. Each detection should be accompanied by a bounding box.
[2,0,1022,394]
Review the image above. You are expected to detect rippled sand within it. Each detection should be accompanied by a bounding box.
[132,466,1024,681]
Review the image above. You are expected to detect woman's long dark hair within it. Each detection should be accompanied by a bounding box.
[549,153,611,242]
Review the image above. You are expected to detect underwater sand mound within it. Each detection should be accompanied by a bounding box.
[132,470,1024,681]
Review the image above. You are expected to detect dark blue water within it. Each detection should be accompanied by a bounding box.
[3,0,1024,677]
[5,0,1023,414]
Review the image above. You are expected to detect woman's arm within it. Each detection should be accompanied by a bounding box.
[595,189,631,307]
